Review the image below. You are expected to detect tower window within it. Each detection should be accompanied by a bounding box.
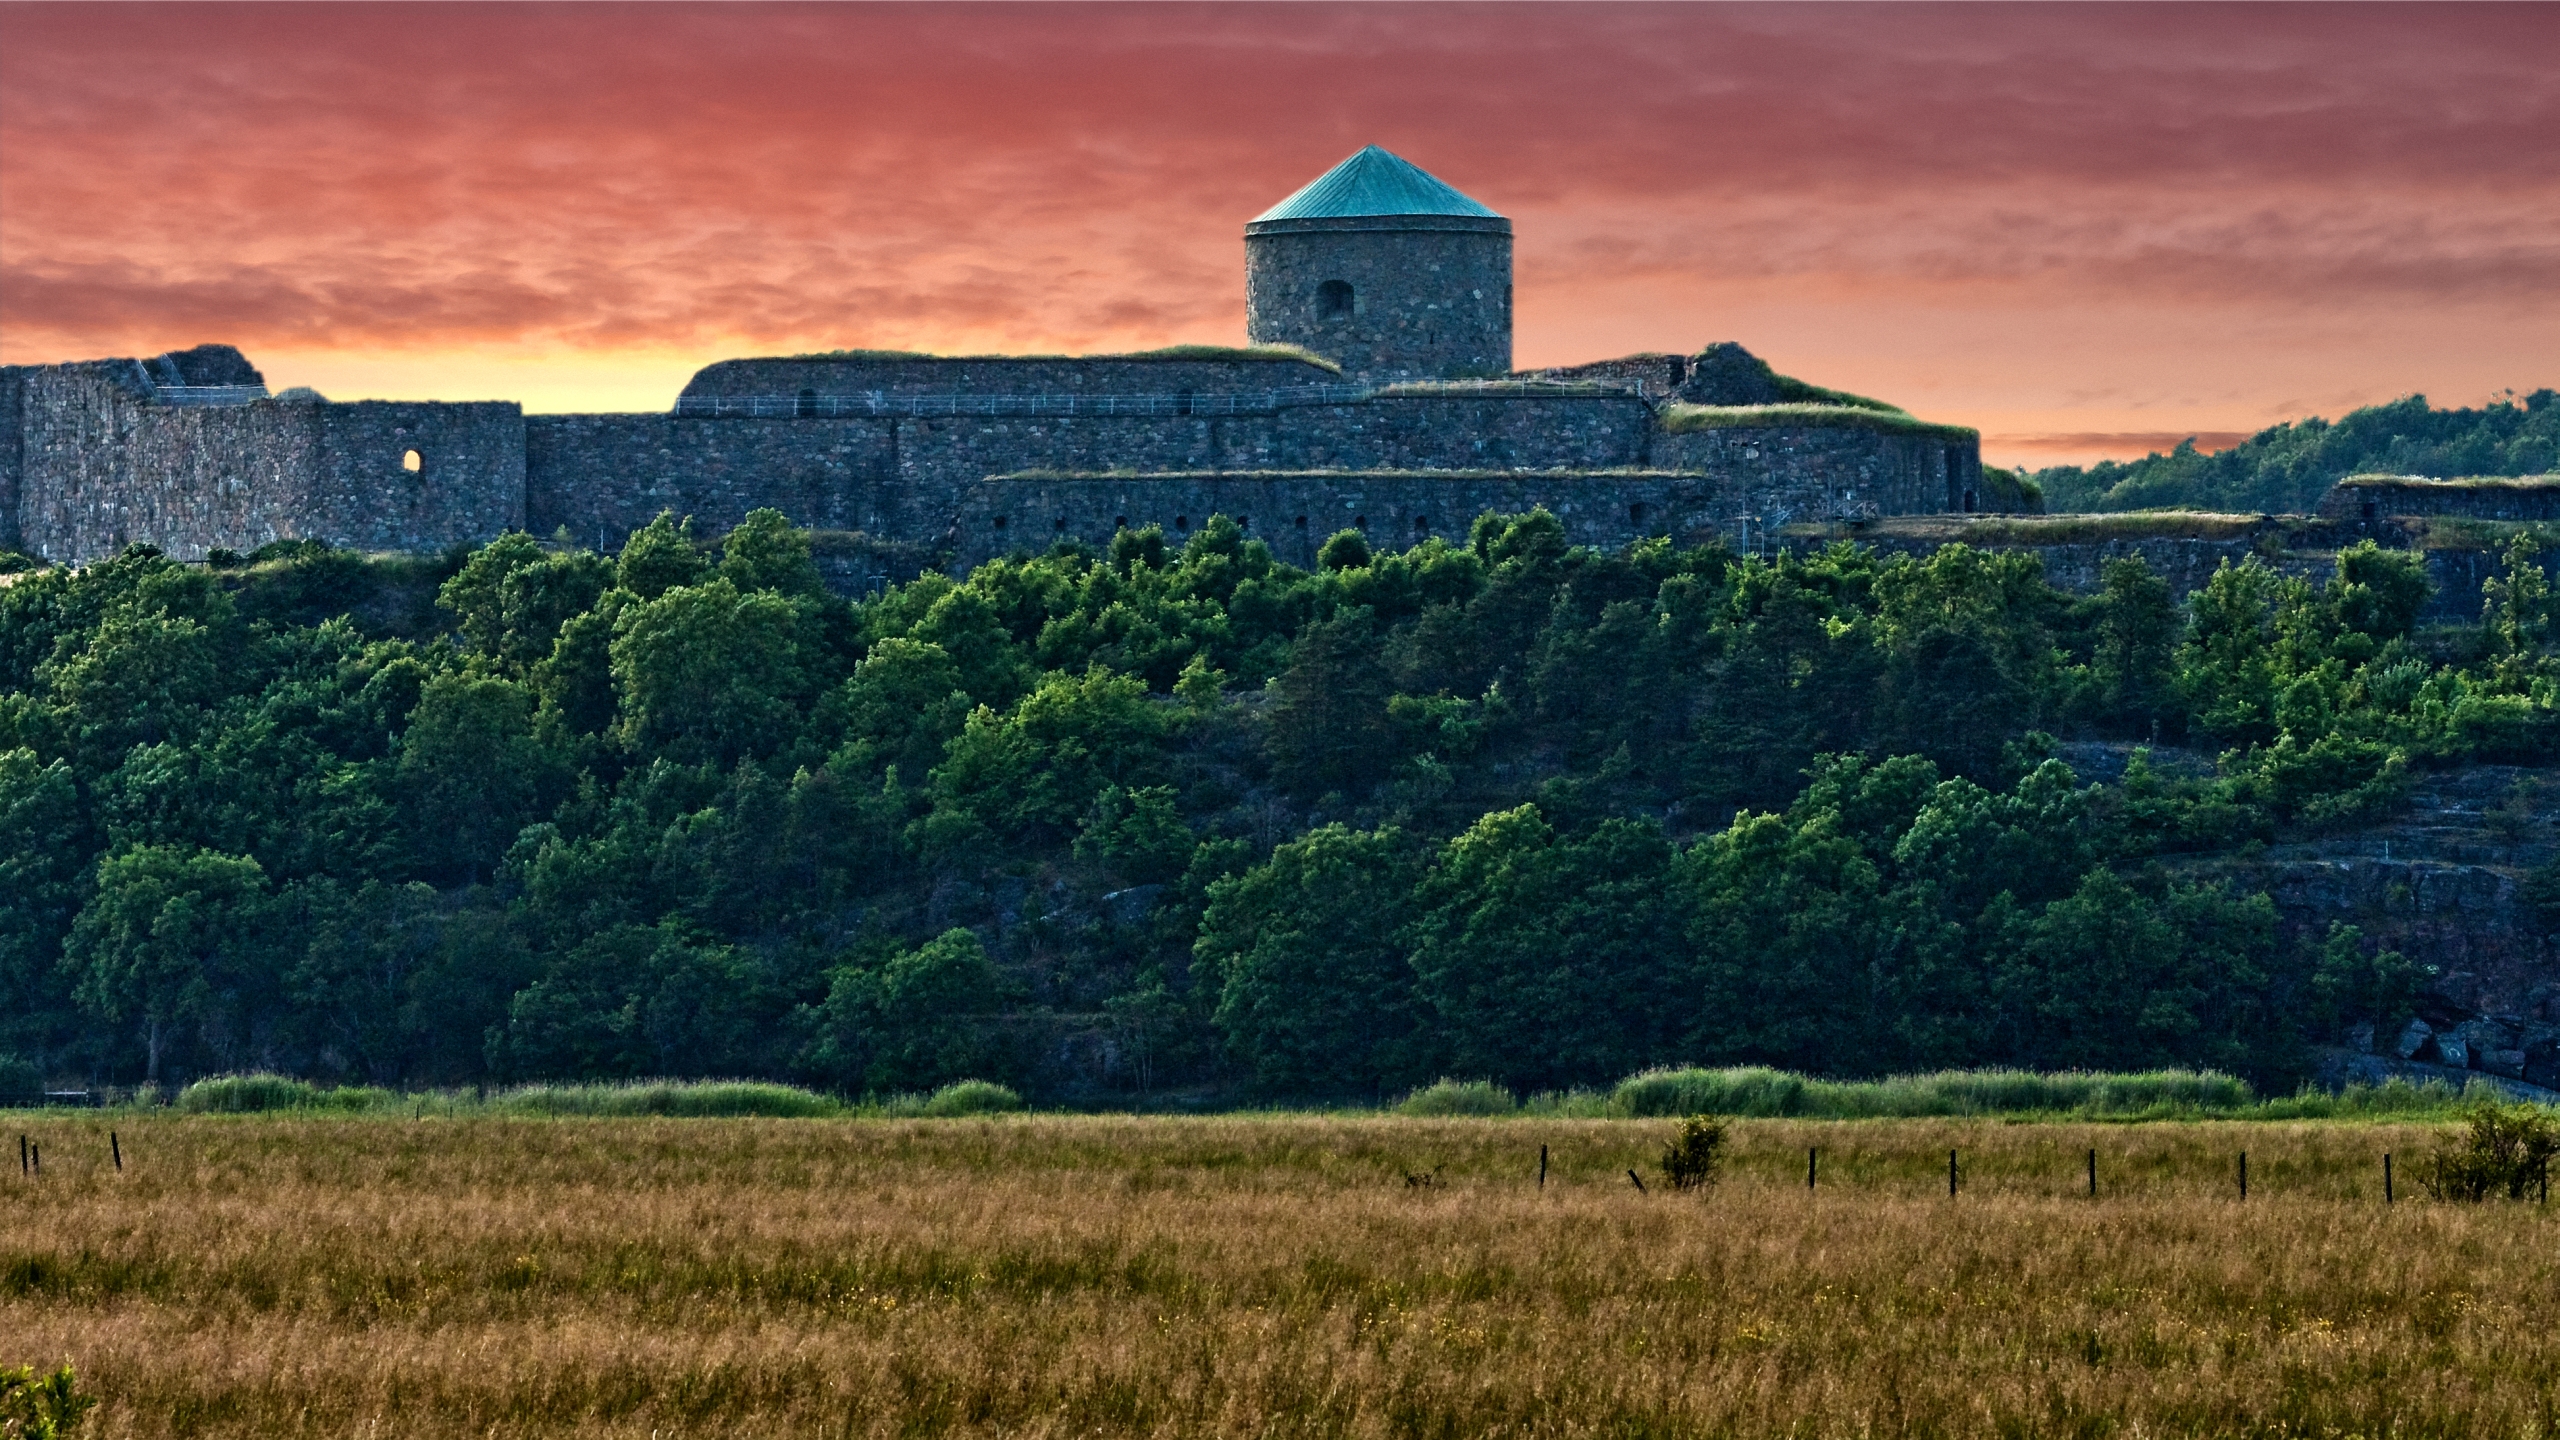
[1055,516,1068,531]
[1175,515,1190,531]
[1414,515,1431,534]
[796,388,818,418]
[401,449,423,474]
[993,515,1008,531]
[1629,501,1649,528]
[1354,515,1367,530]
[1294,515,1309,529]
[1317,279,1354,319]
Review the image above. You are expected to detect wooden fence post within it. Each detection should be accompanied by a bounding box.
[111,1131,121,1171]
[2087,1148,2096,1198]
[1948,1149,1958,1197]
[1538,1144,1547,1190]
[1808,1147,1817,1191]
[2385,1153,2394,1205]
[2238,1151,2247,1200]
[1626,1169,1646,1194]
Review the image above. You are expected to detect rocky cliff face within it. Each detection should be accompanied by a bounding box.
[2094,750,2560,1086]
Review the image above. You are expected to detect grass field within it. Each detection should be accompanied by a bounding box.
[4,1113,2556,1437]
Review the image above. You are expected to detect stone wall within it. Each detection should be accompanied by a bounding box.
[1245,219,1511,382]
[0,367,23,552]
[312,402,525,552]
[952,469,1736,569]
[2320,476,2560,523]
[1651,424,1974,522]
[526,393,1662,553]
[680,354,1340,400]
[8,363,523,563]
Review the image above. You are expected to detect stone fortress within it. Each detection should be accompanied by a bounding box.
[0,146,1991,574]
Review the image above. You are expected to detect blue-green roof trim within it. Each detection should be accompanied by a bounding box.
[1251,145,1503,224]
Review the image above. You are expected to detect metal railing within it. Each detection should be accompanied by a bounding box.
[673,377,1646,420]
[153,386,270,407]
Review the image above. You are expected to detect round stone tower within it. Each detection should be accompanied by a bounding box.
[1245,146,1511,384]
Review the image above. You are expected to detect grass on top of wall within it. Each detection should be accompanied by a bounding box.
[1656,402,1980,440]
[1844,511,2273,544]
[2334,472,2560,490]
[773,344,1343,374]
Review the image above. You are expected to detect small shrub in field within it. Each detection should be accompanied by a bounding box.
[2418,1102,2560,1202]
[920,1080,1023,1117]
[1395,1078,1516,1117]
[496,1080,841,1118]
[1660,1115,1726,1190]
[177,1074,324,1113]
[0,1362,93,1438]
[175,1075,395,1113]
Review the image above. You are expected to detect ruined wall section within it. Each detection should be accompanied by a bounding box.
[0,368,25,553]
[15,367,322,562]
[11,365,523,563]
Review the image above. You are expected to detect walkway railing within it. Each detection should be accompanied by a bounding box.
[672,378,1644,420]
[152,385,271,407]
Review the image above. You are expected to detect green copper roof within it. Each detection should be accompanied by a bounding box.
[1252,146,1503,223]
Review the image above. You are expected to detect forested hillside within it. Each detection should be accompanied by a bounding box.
[2038,389,2558,514]
[6,509,2559,1102]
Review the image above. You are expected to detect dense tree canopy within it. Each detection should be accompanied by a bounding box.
[2037,389,2559,515]
[3,505,2551,1099]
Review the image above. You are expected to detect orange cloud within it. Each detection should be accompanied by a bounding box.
[3,3,2554,464]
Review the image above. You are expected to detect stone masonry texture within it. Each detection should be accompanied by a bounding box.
[1246,219,1511,383]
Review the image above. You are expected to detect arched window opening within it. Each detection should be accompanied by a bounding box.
[1413,515,1431,534]
[1354,515,1367,530]
[1115,515,1129,530]
[1628,501,1649,528]
[796,388,818,418]
[1175,515,1190,531]
[1294,515,1309,530]
[1317,279,1354,319]
[401,449,423,474]
[1054,516,1069,531]
[992,515,1008,531]
[1962,490,1977,513]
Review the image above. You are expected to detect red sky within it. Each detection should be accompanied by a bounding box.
[3,2,2554,468]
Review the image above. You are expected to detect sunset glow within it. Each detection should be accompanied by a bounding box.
[3,2,2553,467]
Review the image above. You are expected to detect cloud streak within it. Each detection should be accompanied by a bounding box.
[3,3,2554,462]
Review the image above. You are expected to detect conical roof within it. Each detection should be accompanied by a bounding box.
[1252,146,1503,223]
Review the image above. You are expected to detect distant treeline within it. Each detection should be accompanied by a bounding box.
[2038,389,2559,515]
[7,509,2560,1102]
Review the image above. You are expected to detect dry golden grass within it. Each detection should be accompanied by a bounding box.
[4,1114,2555,1437]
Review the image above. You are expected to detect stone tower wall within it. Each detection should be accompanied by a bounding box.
[1245,218,1511,383]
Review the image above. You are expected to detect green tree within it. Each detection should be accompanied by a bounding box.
[803,928,1008,1092]
[398,673,561,883]
[2091,554,2181,734]
[921,667,1168,853]
[717,507,825,597]
[616,512,710,600]
[1202,824,1425,1096]
[0,750,85,1056]
[611,578,814,766]
[65,845,277,1082]
[1406,806,1681,1092]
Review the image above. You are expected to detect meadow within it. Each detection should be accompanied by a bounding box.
[4,1109,2556,1438]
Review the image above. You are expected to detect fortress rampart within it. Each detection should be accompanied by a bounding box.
[0,147,1996,573]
